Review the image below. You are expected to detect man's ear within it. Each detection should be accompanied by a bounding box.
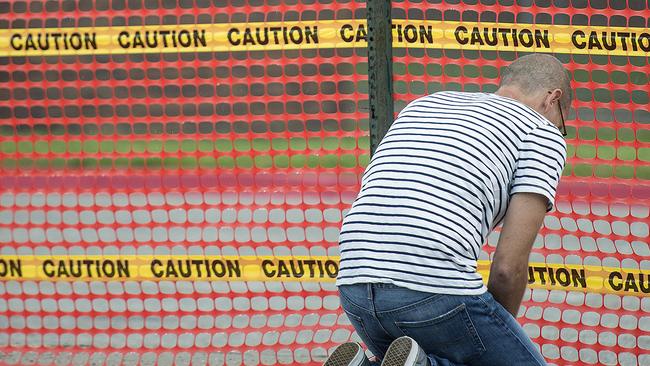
[544,89,562,113]
[549,89,562,106]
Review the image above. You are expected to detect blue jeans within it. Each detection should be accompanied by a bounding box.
[338,283,547,366]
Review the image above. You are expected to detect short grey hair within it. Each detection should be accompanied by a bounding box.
[499,54,572,109]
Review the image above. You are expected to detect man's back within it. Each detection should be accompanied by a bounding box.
[336,91,566,295]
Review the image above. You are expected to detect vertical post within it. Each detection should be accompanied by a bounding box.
[367,0,394,156]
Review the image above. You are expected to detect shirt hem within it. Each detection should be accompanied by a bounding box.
[336,277,488,296]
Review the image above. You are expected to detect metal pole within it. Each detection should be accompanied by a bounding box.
[366,0,394,156]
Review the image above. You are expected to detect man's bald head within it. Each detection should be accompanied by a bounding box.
[499,54,572,111]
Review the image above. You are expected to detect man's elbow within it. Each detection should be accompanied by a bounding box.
[489,264,528,287]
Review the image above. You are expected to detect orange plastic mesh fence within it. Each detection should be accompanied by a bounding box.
[0,0,648,365]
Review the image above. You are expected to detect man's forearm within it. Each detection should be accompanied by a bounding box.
[488,265,528,317]
[488,193,549,318]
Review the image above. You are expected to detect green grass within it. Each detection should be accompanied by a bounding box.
[3,135,646,161]
[0,154,370,170]
[3,153,646,179]
[0,136,371,155]
[564,163,649,180]
[0,136,371,170]
[567,144,649,162]
[2,132,648,179]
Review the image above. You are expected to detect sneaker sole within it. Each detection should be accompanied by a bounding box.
[324,343,368,366]
[381,337,415,366]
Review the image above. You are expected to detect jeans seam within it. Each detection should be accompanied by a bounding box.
[476,294,543,364]
[461,304,486,360]
[489,307,545,365]
[476,293,492,311]
[368,285,394,341]
[344,310,383,357]
[340,286,392,357]
[339,288,374,318]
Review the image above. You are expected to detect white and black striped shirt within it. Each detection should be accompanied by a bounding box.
[337,91,567,295]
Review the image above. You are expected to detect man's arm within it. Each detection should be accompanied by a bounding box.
[487,192,548,317]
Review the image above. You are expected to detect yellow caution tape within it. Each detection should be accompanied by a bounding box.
[1,20,648,57]
[0,256,648,297]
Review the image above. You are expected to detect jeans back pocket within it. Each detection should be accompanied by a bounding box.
[394,303,485,364]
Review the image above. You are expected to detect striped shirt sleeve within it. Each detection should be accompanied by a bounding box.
[511,124,567,211]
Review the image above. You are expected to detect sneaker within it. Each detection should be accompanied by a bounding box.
[324,342,371,366]
[380,336,430,366]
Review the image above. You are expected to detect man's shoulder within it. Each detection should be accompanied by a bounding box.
[426,90,483,101]
[526,122,568,151]
[405,91,485,109]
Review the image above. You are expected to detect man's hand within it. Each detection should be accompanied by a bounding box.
[488,192,549,317]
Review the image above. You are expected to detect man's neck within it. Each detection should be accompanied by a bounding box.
[495,86,543,115]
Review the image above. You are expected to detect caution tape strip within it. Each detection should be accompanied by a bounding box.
[1,20,648,57]
[0,256,648,296]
